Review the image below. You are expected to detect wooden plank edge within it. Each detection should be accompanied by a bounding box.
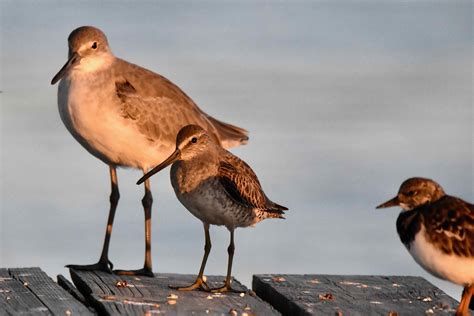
[253,275,310,316]
[69,270,109,315]
[57,274,96,313]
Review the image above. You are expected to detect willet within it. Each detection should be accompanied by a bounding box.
[51,26,248,277]
[377,177,474,315]
[137,125,287,292]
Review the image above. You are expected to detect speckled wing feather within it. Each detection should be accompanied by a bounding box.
[218,152,287,214]
[114,59,248,148]
[422,196,474,257]
[115,80,221,145]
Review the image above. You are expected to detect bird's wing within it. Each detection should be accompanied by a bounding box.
[115,59,248,147]
[218,151,287,214]
[115,79,220,145]
[423,196,474,257]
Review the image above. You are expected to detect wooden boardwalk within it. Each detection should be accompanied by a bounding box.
[67,269,277,315]
[1,268,471,315]
[253,274,460,316]
[0,267,92,315]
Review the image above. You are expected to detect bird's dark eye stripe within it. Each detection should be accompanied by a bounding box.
[91,42,98,49]
[191,137,197,143]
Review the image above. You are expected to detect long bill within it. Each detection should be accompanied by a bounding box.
[51,52,80,85]
[376,196,400,209]
[136,149,181,185]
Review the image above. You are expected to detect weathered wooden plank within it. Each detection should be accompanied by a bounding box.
[57,274,92,309]
[70,269,279,315]
[4,267,93,315]
[0,268,50,315]
[253,274,462,316]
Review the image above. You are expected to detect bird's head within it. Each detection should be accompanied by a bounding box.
[137,125,217,184]
[51,26,112,85]
[376,177,445,211]
[175,125,216,160]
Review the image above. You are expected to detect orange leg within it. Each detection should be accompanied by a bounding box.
[457,285,474,316]
[169,223,211,292]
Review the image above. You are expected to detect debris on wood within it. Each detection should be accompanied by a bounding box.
[318,293,335,301]
[272,276,286,282]
[417,296,432,302]
[115,280,128,288]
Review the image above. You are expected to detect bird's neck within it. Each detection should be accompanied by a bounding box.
[431,187,445,203]
[73,53,115,76]
[172,157,219,194]
[396,209,422,247]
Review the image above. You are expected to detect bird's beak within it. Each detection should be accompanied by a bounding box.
[376,196,400,209]
[137,149,181,185]
[51,52,80,85]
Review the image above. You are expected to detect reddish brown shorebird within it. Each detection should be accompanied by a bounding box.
[377,178,474,315]
[138,125,287,292]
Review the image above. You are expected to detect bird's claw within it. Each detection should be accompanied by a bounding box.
[210,282,246,294]
[169,277,211,292]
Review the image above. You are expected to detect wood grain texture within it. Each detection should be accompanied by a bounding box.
[253,274,464,316]
[0,267,92,315]
[57,274,91,309]
[70,269,279,315]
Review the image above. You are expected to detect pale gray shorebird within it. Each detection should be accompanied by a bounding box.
[137,125,287,292]
[51,26,248,277]
[377,178,474,316]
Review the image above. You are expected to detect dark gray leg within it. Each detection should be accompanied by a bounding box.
[211,229,244,293]
[115,174,154,277]
[67,166,119,273]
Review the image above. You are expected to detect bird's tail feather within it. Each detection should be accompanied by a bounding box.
[264,202,288,219]
[207,116,249,148]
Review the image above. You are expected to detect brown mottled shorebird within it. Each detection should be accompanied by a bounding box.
[50,26,248,277]
[377,178,474,315]
[137,125,287,292]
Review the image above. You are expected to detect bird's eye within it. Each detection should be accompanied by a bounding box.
[406,190,417,197]
[91,42,98,49]
[191,137,197,143]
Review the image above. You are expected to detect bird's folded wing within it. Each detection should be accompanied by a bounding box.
[113,58,248,146]
[218,153,287,213]
[424,196,474,257]
[115,80,220,144]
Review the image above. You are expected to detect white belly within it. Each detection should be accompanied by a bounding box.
[408,226,474,286]
[58,75,173,170]
[175,185,236,228]
[171,173,255,230]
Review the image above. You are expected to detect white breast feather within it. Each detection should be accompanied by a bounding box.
[408,226,474,285]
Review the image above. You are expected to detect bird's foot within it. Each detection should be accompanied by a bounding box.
[66,259,114,274]
[169,277,211,292]
[114,267,154,277]
[210,282,246,294]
